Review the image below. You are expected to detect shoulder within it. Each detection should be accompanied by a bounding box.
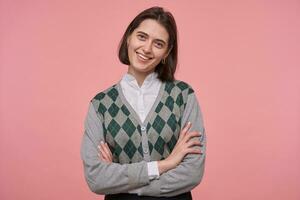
[89,84,119,113]
[164,79,195,96]
[91,84,119,102]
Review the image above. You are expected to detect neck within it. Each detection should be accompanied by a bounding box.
[127,68,155,87]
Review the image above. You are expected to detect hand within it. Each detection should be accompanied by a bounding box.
[97,141,113,163]
[158,122,202,174]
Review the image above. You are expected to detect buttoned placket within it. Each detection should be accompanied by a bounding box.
[140,124,151,161]
[137,89,145,121]
[137,87,151,161]
[119,73,161,163]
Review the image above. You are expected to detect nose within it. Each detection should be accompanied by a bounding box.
[142,41,152,54]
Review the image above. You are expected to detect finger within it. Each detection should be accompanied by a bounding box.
[186,139,201,148]
[98,144,104,155]
[183,121,192,133]
[186,148,202,155]
[100,152,105,161]
[101,142,110,156]
[185,131,201,141]
[98,151,105,161]
[99,143,110,160]
[98,144,111,162]
[100,152,110,162]
[179,122,192,140]
[104,143,113,159]
[104,143,113,162]
[101,142,112,161]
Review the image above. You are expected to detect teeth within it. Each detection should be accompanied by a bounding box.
[137,53,151,60]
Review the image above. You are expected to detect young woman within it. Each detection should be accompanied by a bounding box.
[81,6,206,200]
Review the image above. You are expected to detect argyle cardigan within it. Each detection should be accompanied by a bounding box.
[81,79,206,197]
[91,80,194,164]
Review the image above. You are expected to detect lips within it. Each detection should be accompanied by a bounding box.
[136,52,153,61]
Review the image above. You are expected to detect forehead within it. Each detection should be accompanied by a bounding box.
[134,19,169,42]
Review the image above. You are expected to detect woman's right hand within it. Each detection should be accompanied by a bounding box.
[157,122,202,174]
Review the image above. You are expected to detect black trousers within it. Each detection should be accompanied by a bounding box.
[104,191,192,200]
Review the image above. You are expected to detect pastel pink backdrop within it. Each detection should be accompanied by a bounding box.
[1,0,299,199]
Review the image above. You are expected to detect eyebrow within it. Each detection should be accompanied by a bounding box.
[136,31,167,45]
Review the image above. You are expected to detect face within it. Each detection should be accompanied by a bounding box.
[126,19,170,76]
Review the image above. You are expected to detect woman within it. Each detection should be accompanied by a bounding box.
[81,6,206,200]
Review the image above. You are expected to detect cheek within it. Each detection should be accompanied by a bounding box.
[127,43,136,57]
[154,49,167,59]
[128,38,140,49]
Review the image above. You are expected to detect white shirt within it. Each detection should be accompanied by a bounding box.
[120,72,161,180]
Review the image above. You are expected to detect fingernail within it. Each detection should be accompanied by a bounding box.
[100,141,104,144]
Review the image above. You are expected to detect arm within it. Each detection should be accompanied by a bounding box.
[80,102,150,195]
[130,92,207,197]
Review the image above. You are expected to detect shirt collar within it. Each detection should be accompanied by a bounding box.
[121,71,159,89]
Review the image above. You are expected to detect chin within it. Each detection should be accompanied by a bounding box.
[132,63,155,73]
[134,67,153,74]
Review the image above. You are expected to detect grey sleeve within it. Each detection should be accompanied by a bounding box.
[131,92,207,197]
[80,102,150,195]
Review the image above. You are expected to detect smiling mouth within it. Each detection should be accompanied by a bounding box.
[136,52,153,61]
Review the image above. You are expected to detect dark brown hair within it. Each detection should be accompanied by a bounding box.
[118,6,178,82]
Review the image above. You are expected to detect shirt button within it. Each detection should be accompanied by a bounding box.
[143,148,149,154]
[141,126,146,131]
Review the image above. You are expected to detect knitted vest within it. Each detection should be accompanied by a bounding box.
[91,80,194,164]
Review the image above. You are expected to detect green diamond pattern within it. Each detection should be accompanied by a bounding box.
[165,82,175,94]
[123,140,137,159]
[137,124,141,134]
[121,105,130,116]
[146,123,151,132]
[152,115,166,133]
[155,102,164,113]
[148,141,153,154]
[188,88,194,94]
[107,87,118,101]
[178,116,182,127]
[113,142,122,157]
[108,103,120,117]
[176,93,183,107]
[122,118,136,137]
[94,92,105,101]
[107,119,121,137]
[177,81,188,91]
[165,96,174,111]
[92,80,193,163]
[167,113,177,132]
[154,136,165,155]
[167,134,177,152]
[138,144,143,156]
[98,103,107,114]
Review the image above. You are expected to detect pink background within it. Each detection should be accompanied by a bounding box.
[1,0,299,199]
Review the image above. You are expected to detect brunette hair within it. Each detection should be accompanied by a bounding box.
[118,6,178,82]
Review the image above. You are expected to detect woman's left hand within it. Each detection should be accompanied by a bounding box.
[97,141,113,163]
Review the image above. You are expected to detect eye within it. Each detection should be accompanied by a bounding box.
[155,42,164,49]
[137,34,146,41]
